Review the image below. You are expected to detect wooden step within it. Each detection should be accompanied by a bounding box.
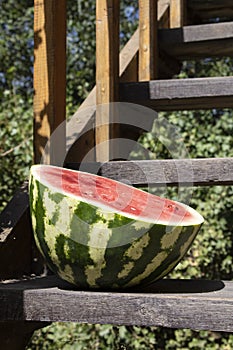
[187,0,233,23]
[1,275,233,332]
[120,76,233,110]
[99,158,233,187]
[67,158,233,187]
[159,21,233,60]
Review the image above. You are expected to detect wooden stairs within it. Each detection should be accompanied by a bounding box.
[1,0,233,348]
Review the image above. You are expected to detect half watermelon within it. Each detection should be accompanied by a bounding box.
[29,164,204,289]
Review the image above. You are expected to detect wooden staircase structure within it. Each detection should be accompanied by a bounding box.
[0,0,233,348]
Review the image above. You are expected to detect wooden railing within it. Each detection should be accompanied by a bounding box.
[33,0,185,165]
[95,0,185,162]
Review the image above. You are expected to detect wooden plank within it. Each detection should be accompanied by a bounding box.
[34,0,66,165]
[139,0,158,80]
[170,0,186,28]
[158,0,170,28]
[95,0,120,162]
[159,21,233,59]
[2,275,233,332]
[120,77,233,110]
[72,158,233,187]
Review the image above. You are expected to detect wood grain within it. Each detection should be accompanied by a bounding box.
[159,21,233,59]
[120,76,233,110]
[170,0,186,28]
[139,0,158,81]
[1,275,233,332]
[34,0,66,165]
[95,0,120,162]
[69,158,233,187]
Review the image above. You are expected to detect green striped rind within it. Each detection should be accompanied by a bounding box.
[29,175,202,289]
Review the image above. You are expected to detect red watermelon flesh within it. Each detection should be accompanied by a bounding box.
[34,165,203,226]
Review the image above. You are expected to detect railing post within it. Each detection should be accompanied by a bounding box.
[139,0,158,81]
[170,0,186,28]
[96,0,120,162]
[34,0,66,165]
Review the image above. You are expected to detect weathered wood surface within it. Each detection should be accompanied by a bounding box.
[139,0,158,81]
[158,0,170,28]
[159,22,233,59]
[95,0,120,162]
[68,158,233,187]
[170,0,186,28]
[34,0,66,165]
[1,275,233,332]
[100,158,233,186]
[120,77,233,110]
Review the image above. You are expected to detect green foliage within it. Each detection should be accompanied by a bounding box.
[0,1,34,211]
[1,0,233,349]
[0,93,33,210]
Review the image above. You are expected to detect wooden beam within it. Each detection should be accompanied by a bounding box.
[95,0,120,162]
[67,158,233,187]
[159,21,233,59]
[158,0,170,28]
[34,0,66,165]
[120,76,233,110]
[139,0,158,81]
[170,0,186,28]
[2,275,233,332]
[99,158,233,187]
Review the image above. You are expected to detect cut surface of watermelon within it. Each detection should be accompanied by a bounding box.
[31,165,203,226]
[29,165,204,289]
